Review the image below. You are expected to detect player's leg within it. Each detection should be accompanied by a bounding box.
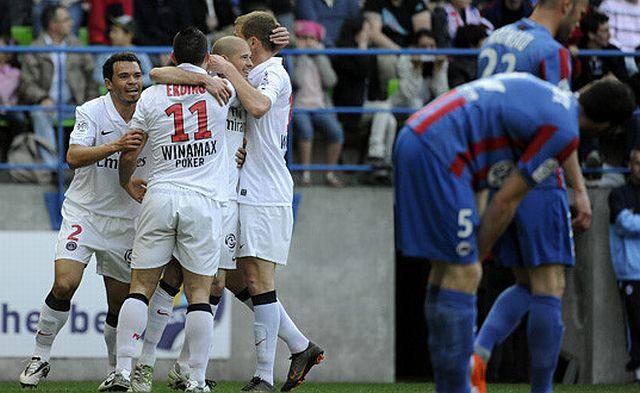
[19,259,85,388]
[527,264,565,393]
[426,261,482,393]
[181,267,216,391]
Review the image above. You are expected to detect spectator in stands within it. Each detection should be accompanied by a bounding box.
[441,0,493,46]
[293,20,345,187]
[32,0,86,37]
[608,146,640,383]
[389,29,449,109]
[240,0,295,32]
[0,36,27,161]
[134,0,192,46]
[189,0,237,41]
[363,0,432,93]
[87,0,133,45]
[447,24,488,88]
[93,15,153,86]
[332,16,397,183]
[482,0,533,29]
[295,0,361,47]
[599,0,640,73]
[19,4,98,166]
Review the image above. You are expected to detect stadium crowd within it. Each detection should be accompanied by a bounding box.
[0,0,639,185]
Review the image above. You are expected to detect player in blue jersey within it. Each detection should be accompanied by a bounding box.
[394,73,635,393]
[472,0,589,391]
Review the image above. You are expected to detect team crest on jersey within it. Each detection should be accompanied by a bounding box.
[75,120,89,134]
[66,241,77,251]
[225,234,237,250]
[456,241,473,257]
[124,249,132,265]
[487,160,515,188]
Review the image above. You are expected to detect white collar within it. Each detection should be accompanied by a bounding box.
[249,57,282,78]
[177,63,207,75]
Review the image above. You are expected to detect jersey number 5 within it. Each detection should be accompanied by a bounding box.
[165,100,211,143]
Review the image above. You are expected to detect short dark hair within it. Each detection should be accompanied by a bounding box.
[453,24,488,48]
[41,5,65,32]
[237,11,278,52]
[580,10,608,37]
[172,26,209,66]
[102,52,141,81]
[413,29,435,45]
[579,78,636,127]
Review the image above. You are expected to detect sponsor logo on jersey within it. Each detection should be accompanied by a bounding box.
[225,234,236,250]
[532,158,559,184]
[100,130,115,136]
[240,189,247,196]
[161,140,218,168]
[66,241,77,251]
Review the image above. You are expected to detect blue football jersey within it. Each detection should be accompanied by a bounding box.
[404,73,579,190]
[477,17,572,188]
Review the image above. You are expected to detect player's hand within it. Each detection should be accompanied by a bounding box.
[270,26,290,51]
[208,55,233,76]
[116,130,145,151]
[571,189,592,231]
[204,76,232,106]
[236,138,247,168]
[124,177,147,203]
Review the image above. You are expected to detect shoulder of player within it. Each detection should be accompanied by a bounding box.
[76,94,107,115]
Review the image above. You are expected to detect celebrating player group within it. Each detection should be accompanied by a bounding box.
[19,11,323,393]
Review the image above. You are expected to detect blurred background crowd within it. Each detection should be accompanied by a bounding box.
[0,0,639,186]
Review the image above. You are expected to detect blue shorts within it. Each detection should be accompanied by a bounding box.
[493,188,575,268]
[394,128,479,264]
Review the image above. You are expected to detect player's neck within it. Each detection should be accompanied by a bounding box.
[110,94,136,123]
[529,9,560,38]
[251,50,273,68]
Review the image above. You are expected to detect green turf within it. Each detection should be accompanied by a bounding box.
[2,382,640,393]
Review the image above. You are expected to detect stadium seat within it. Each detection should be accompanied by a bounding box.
[11,26,33,46]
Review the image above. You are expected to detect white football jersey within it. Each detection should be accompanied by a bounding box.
[63,93,151,219]
[238,57,293,206]
[225,97,246,201]
[130,63,234,199]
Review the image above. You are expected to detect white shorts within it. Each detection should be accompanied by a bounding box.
[238,204,293,265]
[132,187,223,276]
[220,201,239,270]
[55,206,134,284]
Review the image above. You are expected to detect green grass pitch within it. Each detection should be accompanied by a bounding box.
[1,382,640,392]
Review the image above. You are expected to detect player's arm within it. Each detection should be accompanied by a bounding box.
[209,55,272,119]
[562,150,592,230]
[119,130,148,203]
[477,170,530,259]
[148,67,232,106]
[67,131,144,169]
[539,47,572,90]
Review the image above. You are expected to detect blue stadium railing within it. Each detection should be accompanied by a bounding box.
[0,45,638,216]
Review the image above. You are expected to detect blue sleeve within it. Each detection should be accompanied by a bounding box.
[615,209,640,237]
[538,46,572,90]
[517,124,579,186]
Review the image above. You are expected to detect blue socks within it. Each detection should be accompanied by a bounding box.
[425,285,476,393]
[528,295,563,393]
[475,284,532,360]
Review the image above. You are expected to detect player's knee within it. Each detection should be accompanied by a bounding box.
[162,260,184,288]
[52,278,80,299]
[531,266,565,297]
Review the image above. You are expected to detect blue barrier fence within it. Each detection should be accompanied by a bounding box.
[0,45,637,215]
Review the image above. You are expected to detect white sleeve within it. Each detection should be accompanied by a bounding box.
[130,91,150,131]
[255,68,285,107]
[69,107,97,147]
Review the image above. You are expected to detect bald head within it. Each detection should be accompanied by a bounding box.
[212,36,248,57]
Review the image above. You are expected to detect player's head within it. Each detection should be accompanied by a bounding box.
[629,147,640,184]
[235,11,278,55]
[42,4,72,39]
[102,52,143,104]
[537,0,587,42]
[578,78,635,136]
[171,26,210,68]
[212,36,253,78]
[580,11,610,48]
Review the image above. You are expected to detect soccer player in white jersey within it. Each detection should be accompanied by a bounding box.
[18,53,149,390]
[208,12,325,391]
[135,34,320,392]
[113,27,234,393]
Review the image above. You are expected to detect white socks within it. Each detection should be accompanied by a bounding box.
[103,320,117,369]
[116,295,149,373]
[185,305,214,387]
[253,292,280,385]
[277,301,309,354]
[33,299,70,362]
[138,285,176,367]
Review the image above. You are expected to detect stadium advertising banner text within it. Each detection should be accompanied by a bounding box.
[0,231,231,359]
